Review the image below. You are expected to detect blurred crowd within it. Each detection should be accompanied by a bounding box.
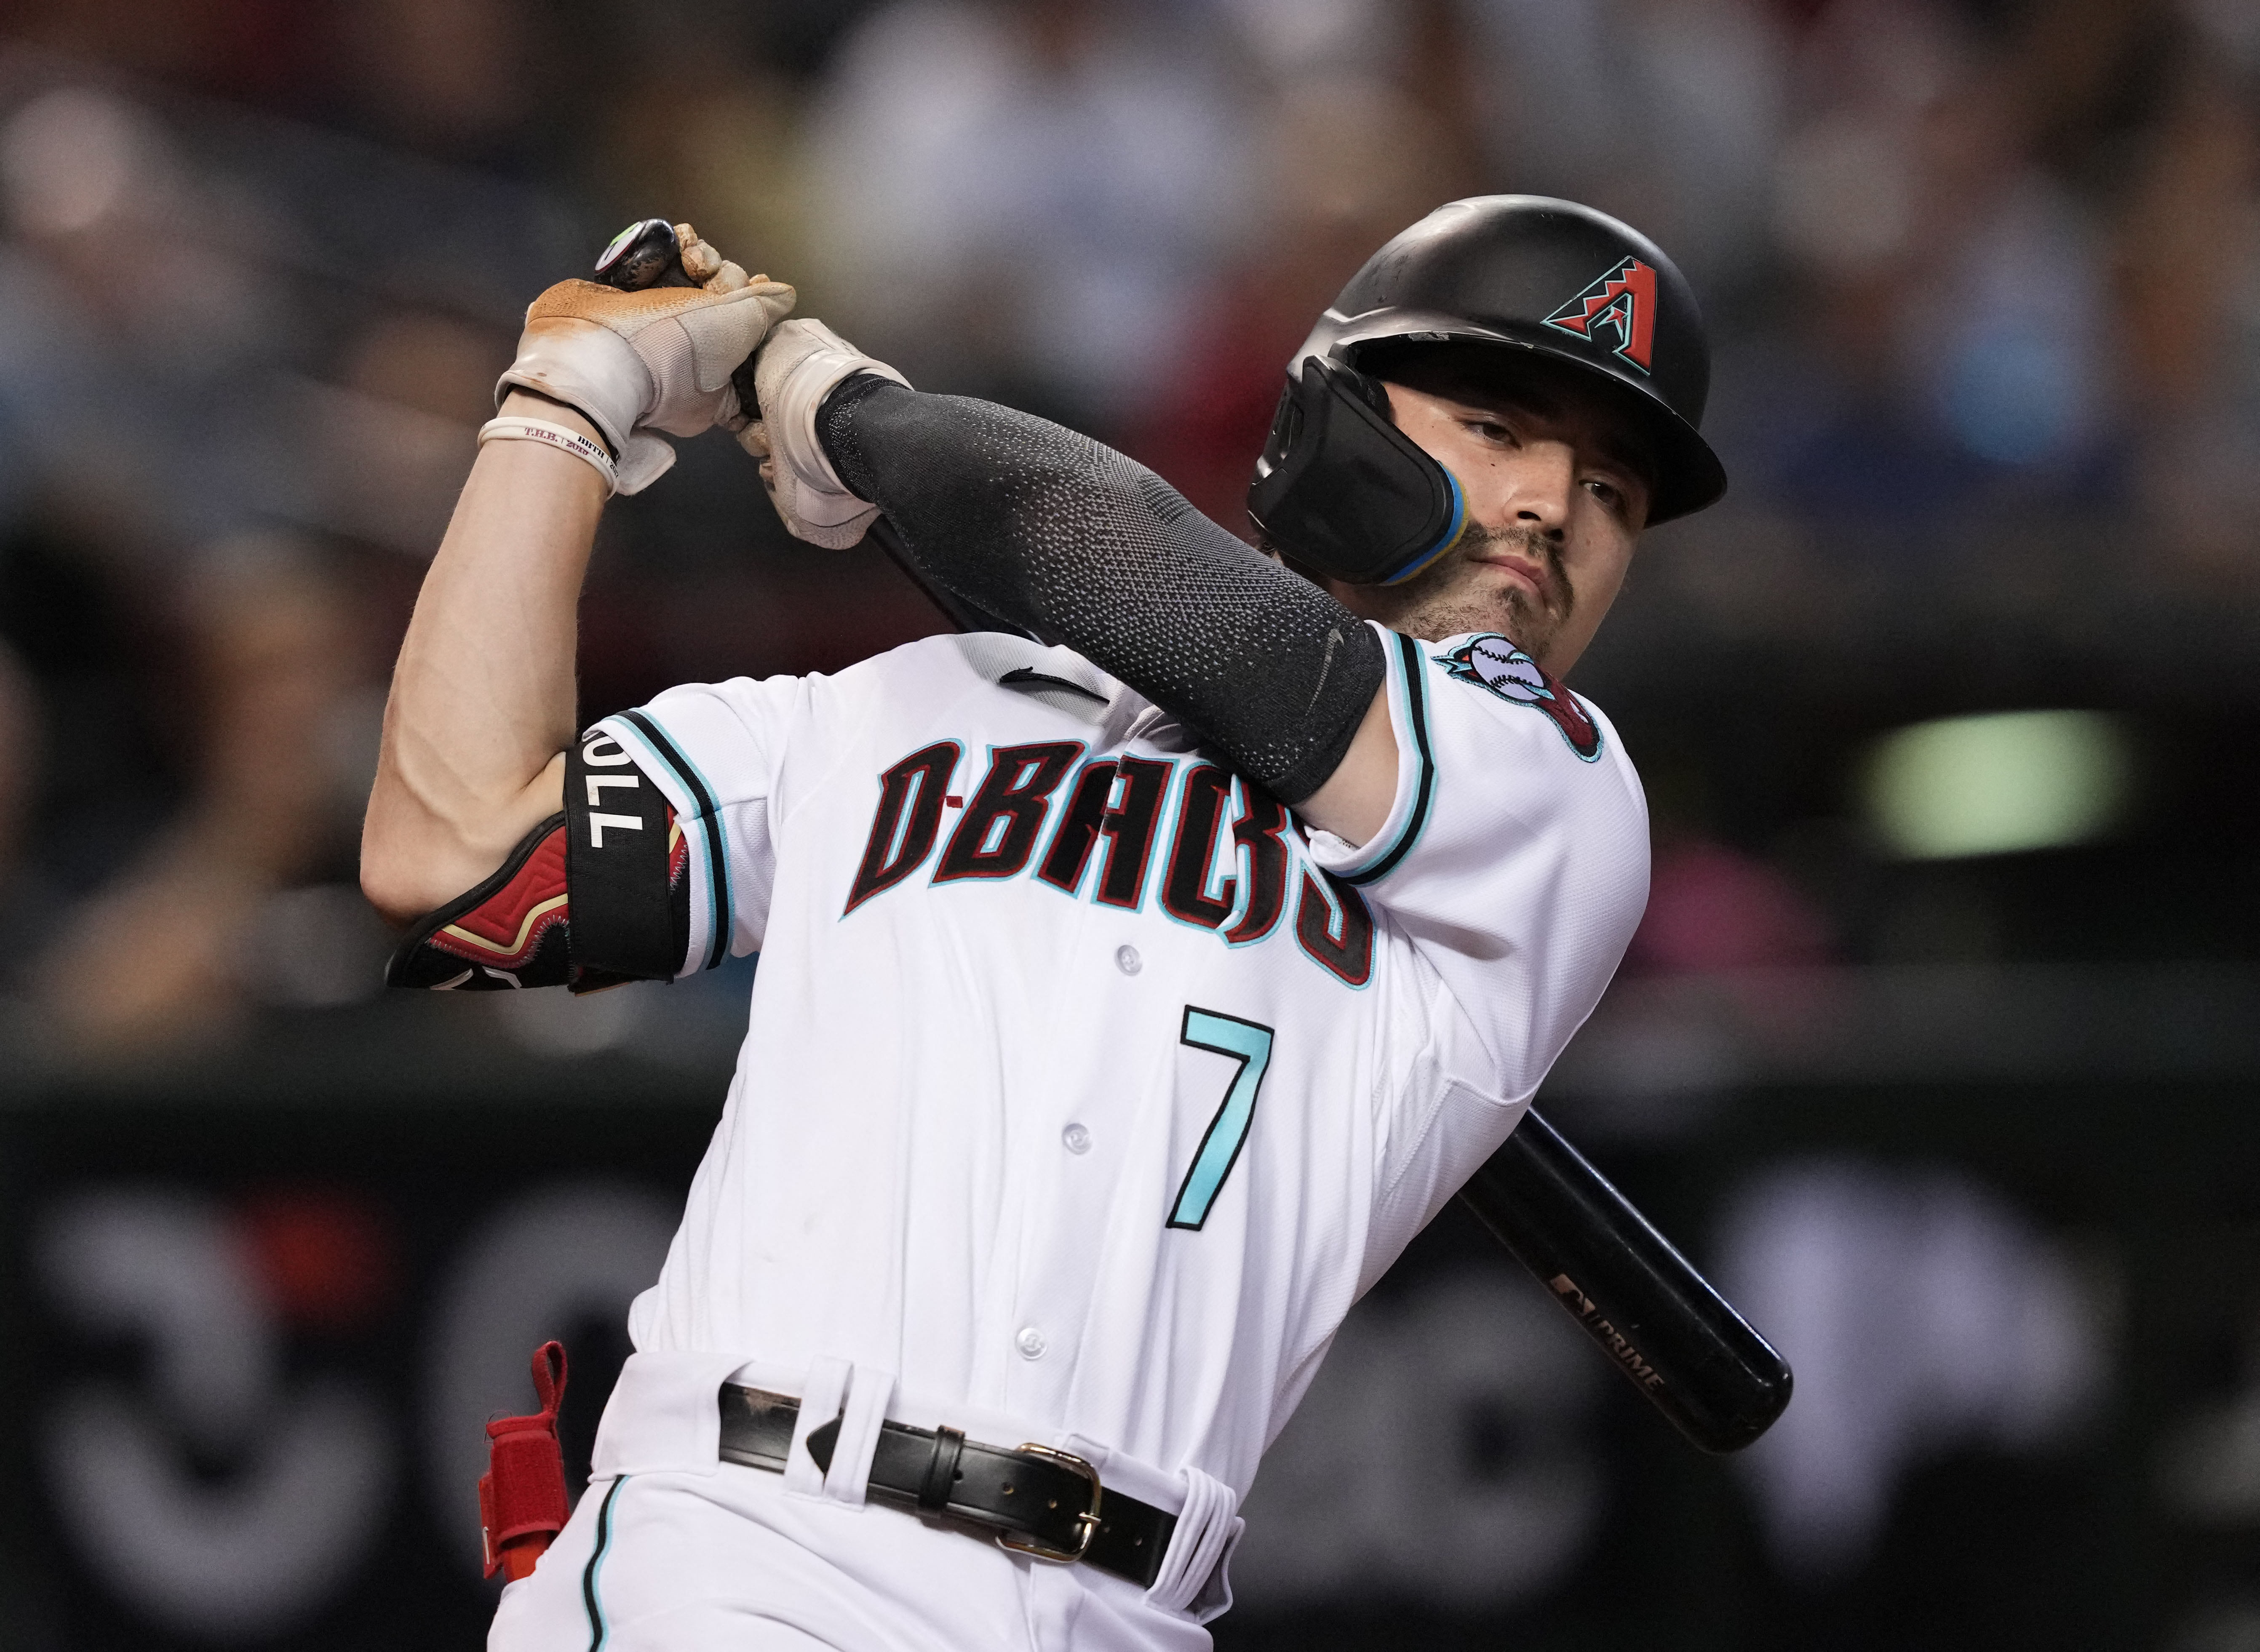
[0,0,2253,1061]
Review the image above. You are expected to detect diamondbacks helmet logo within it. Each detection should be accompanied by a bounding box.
[1438,635,1603,760]
[1543,256,1658,374]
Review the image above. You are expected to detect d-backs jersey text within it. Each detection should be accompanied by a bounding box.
[572,621,1647,1504]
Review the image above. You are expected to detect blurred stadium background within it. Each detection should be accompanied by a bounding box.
[0,0,2254,1645]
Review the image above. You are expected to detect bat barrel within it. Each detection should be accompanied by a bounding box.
[1457,1108,1792,1453]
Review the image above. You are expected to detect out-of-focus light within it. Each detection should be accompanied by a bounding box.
[1941,327,2085,465]
[0,88,142,237]
[1774,116,1913,270]
[1862,710,2132,859]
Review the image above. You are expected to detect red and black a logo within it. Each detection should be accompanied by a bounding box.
[1542,256,1658,374]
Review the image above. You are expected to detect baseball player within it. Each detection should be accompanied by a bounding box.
[363,196,1726,1649]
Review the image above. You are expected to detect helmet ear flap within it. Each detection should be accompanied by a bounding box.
[1247,357,1467,587]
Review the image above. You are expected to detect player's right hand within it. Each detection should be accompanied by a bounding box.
[498,229,794,494]
[742,318,909,548]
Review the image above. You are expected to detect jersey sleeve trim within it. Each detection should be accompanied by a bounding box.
[1325,629,1437,888]
[608,707,733,972]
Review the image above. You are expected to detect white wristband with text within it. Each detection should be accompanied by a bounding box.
[478,416,618,493]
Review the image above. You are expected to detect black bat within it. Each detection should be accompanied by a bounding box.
[1457,1108,1791,1452]
[590,221,1793,1453]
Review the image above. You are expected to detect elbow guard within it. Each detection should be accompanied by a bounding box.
[385,729,691,992]
[385,814,579,990]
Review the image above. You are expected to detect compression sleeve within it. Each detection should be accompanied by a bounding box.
[817,376,1385,804]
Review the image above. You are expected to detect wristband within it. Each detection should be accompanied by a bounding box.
[478,416,618,493]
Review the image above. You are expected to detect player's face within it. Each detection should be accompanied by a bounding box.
[1332,362,1651,676]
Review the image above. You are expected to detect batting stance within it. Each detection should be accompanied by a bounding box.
[363,196,1728,1649]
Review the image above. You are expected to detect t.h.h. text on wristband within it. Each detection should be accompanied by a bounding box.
[478,416,619,493]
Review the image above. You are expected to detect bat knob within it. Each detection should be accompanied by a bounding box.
[594,218,686,291]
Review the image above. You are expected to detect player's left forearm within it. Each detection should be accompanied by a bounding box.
[1291,684,1397,844]
[817,376,1386,807]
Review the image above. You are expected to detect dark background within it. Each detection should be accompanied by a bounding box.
[0,0,2255,1646]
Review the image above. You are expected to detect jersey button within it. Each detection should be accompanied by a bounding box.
[1115,945,1141,976]
[1061,1123,1092,1154]
[1016,1326,1048,1360]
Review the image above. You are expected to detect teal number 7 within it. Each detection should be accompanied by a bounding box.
[1168,1007,1277,1231]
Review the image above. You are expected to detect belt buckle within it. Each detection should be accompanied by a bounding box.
[994,1443,1103,1564]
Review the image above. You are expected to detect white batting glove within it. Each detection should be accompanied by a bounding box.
[740,318,909,548]
[498,226,794,494]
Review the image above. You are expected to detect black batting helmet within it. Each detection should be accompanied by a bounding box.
[1248,196,1727,585]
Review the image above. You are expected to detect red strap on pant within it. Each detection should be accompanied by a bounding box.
[479,1341,569,1581]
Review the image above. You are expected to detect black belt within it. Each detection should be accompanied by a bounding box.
[717,1383,1176,1588]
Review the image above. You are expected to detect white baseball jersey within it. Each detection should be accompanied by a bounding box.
[494,622,1647,1652]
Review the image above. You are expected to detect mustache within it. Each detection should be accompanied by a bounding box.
[1461,522,1572,615]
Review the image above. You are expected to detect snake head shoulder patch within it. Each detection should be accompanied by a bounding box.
[1437,635,1604,761]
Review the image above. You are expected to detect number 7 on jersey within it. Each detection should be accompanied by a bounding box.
[1168,1007,1277,1230]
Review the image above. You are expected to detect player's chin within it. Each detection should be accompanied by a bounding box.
[1371,554,1561,649]
[1461,568,1567,653]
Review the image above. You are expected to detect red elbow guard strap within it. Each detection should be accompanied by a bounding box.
[388,815,575,990]
[384,795,691,993]
[480,1340,570,1579]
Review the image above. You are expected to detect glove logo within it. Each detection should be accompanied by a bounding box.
[1542,256,1657,374]
[1438,635,1603,761]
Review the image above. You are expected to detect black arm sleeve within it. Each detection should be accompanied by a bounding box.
[818,375,1385,805]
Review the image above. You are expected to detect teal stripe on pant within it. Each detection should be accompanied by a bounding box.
[582,1478,628,1651]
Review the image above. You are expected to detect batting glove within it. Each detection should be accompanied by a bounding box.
[498,227,794,494]
[740,319,910,548]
